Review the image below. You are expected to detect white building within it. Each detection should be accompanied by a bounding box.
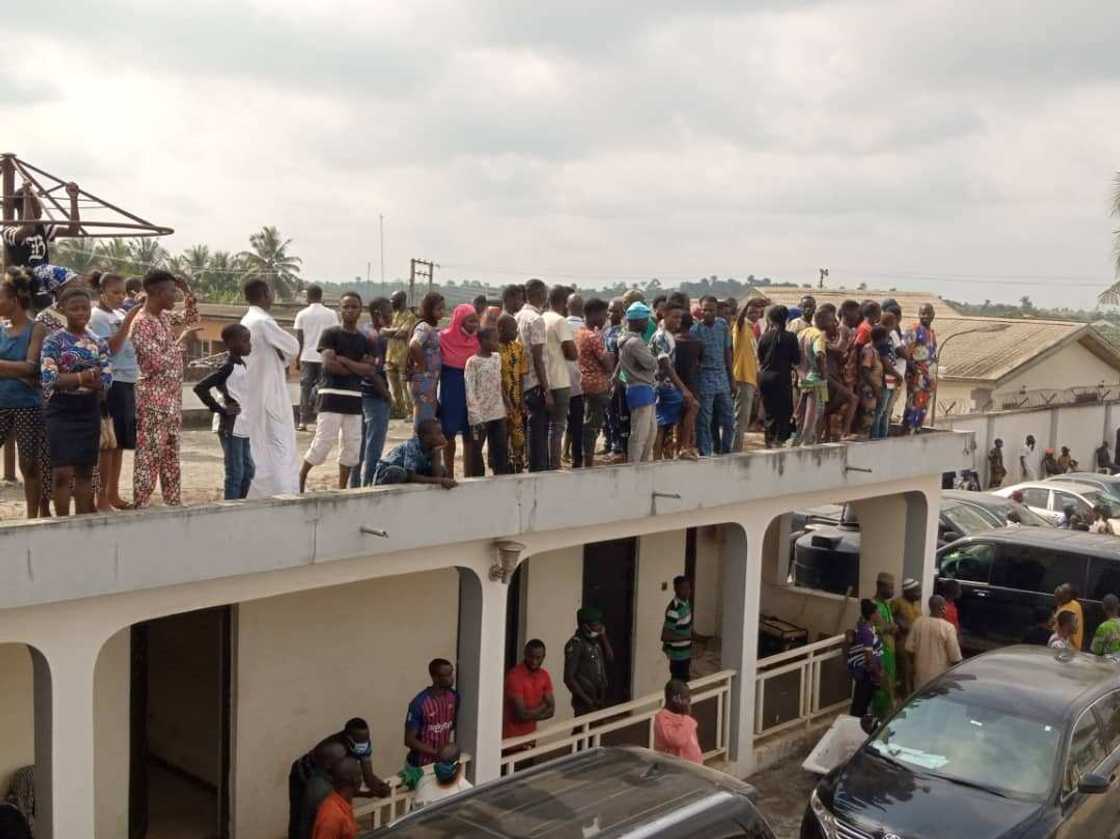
[0,432,970,838]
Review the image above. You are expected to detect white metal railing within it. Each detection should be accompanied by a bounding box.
[753,634,849,740]
[500,669,736,776]
[352,754,473,830]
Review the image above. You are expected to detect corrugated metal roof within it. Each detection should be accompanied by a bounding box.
[935,316,1120,382]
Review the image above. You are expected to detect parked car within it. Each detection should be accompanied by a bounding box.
[937,528,1120,653]
[943,489,1054,529]
[792,493,1008,596]
[802,645,1120,839]
[366,747,777,839]
[992,481,1120,533]
[1049,471,1120,498]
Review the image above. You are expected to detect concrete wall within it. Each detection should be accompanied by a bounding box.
[94,630,131,839]
[147,609,223,787]
[940,401,1120,487]
[0,643,34,795]
[633,531,687,700]
[521,547,583,721]
[234,569,459,839]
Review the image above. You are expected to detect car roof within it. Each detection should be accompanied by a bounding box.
[999,481,1103,495]
[942,490,1007,509]
[369,748,761,839]
[933,646,1120,720]
[941,527,1120,558]
[1053,472,1117,481]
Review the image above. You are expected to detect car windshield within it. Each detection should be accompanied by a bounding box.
[1084,490,1120,518]
[866,693,1061,799]
[942,502,998,536]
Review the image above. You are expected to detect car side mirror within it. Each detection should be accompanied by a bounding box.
[1078,773,1111,795]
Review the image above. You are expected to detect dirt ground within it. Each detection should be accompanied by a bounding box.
[0,418,427,519]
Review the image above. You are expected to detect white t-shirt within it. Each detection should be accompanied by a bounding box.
[293,303,339,363]
[542,310,574,391]
[411,773,473,809]
[1019,444,1041,480]
[515,304,546,391]
[890,331,906,382]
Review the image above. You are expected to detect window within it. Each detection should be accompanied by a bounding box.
[1088,558,1120,603]
[1066,712,1106,794]
[1093,691,1120,754]
[939,543,994,583]
[990,546,1088,594]
[1054,491,1092,518]
[942,503,1000,537]
[1020,487,1050,508]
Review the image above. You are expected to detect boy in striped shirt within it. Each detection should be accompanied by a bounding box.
[404,658,460,767]
[662,576,693,681]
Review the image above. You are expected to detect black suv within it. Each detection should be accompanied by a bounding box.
[938,528,1120,652]
[804,646,1120,839]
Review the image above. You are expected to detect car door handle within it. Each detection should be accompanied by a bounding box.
[974,590,989,598]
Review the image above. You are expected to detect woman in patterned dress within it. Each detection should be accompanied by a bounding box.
[903,304,938,432]
[40,285,112,515]
[408,292,446,427]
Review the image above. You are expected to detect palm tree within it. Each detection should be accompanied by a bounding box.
[206,250,244,302]
[96,238,135,273]
[52,238,100,274]
[239,225,302,300]
[1100,173,1120,305]
[129,237,168,274]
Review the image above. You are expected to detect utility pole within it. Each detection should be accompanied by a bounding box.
[409,258,435,307]
[379,214,385,284]
[819,267,829,289]
[366,261,371,284]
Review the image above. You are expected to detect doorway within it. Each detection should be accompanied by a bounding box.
[130,606,232,839]
[582,538,636,705]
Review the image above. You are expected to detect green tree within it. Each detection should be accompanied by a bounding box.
[53,238,100,274]
[129,238,168,274]
[1103,172,1120,305]
[240,225,303,300]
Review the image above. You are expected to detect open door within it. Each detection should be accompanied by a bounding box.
[130,606,232,839]
[582,538,636,705]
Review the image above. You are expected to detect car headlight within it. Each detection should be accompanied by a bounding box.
[810,788,838,839]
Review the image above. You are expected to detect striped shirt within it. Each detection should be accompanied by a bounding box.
[405,687,459,766]
[663,598,693,661]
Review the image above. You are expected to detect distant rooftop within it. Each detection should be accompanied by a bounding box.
[936,315,1120,383]
[741,287,962,316]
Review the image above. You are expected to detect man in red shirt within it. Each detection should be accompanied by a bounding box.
[941,579,961,633]
[311,757,360,839]
[503,639,556,743]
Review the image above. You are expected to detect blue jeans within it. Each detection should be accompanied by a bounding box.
[871,388,895,440]
[350,394,391,487]
[697,387,735,455]
[220,434,254,500]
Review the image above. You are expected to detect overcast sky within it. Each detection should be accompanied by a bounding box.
[5,1,1119,308]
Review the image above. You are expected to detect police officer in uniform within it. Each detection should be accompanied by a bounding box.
[563,607,615,716]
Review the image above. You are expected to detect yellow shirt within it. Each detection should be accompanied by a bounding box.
[1058,600,1085,651]
[732,320,758,386]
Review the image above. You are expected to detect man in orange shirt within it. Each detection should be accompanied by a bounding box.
[312,757,361,839]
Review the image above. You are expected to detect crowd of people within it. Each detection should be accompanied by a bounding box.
[285,578,703,837]
[0,186,945,520]
[280,286,944,495]
[848,573,1120,726]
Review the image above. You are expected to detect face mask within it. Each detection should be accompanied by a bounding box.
[434,760,460,783]
[348,738,371,757]
[585,630,601,639]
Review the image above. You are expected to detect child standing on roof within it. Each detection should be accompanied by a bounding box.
[194,324,254,500]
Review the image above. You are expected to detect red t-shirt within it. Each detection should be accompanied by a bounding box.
[944,601,960,632]
[853,320,873,349]
[503,663,554,739]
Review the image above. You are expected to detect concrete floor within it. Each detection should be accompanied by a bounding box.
[746,748,820,839]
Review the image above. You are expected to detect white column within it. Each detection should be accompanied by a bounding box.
[719,518,764,777]
[456,566,508,784]
[35,641,100,839]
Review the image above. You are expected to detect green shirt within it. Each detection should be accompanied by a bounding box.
[663,597,693,661]
[1091,617,1120,656]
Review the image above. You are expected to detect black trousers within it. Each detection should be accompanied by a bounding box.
[669,657,691,682]
[471,418,510,475]
[568,393,585,467]
[850,678,874,718]
[525,386,549,472]
[287,760,304,839]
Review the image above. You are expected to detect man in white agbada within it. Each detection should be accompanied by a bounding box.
[240,280,301,497]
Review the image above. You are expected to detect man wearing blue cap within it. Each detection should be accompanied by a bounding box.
[617,301,659,462]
